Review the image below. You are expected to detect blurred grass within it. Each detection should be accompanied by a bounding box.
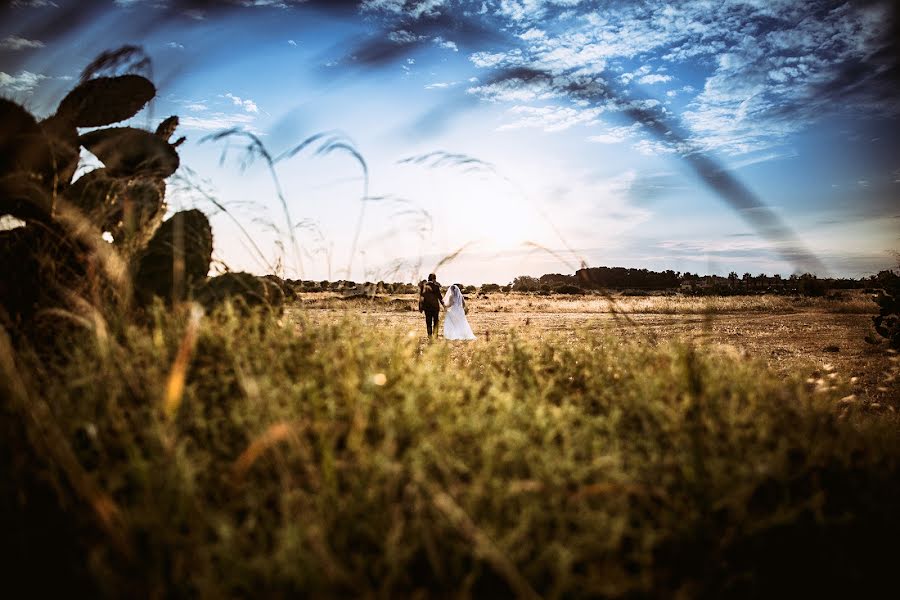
[2,302,898,598]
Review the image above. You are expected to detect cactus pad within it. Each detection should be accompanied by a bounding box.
[80,127,180,178]
[66,169,123,229]
[0,99,62,186]
[155,116,179,142]
[0,175,54,223]
[134,209,213,304]
[56,75,156,128]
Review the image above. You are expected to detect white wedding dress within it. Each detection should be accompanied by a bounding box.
[442,285,476,340]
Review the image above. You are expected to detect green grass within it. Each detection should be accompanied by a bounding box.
[2,303,899,598]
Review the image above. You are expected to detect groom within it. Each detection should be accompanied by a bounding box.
[419,273,442,337]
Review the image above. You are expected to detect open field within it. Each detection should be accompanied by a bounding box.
[3,292,899,597]
[291,291,898,407]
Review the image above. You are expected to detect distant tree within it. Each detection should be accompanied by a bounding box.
[798,273,826,297]
[480,283,501,293]
[512,276,541,292]
[540,273,576,286]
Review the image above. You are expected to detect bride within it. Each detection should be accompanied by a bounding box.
[442,285,476,340]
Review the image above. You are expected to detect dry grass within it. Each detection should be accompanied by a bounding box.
[2,298,899,597]
[297,290,876,316]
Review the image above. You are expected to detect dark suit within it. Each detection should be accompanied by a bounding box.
[420,280,442,336]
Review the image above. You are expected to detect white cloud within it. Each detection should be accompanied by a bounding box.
[519,28,546,41]
[288,39,297,46]
[0,70,47,93]
[587,122,642,144]
[224,93,259,113]
[185,102,209,111]
[468,77,558,103]
[470,49,523,69]
[620,65,651,85]
[388,30,421,44]
[0,36,44,50]
[237,0,290,7]
[637,73,672,85]
[433,37,458,52]
[367,0,898,156]
[10,1,59,6]
[362,0,446,19]
[632,139,679,156]
[166,41,184,50]
[179,112,258,132]
[498,104,604,132]
[424,81,459,90]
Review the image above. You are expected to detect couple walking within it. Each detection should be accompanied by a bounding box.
[419,273,476,340]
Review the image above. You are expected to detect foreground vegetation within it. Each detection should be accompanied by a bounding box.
[2,303,899,598]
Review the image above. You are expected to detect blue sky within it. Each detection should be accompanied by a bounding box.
[2,0,898,284]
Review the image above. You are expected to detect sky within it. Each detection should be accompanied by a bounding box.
[1,0,898,284]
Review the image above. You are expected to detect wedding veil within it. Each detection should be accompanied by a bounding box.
[443,284,462,308]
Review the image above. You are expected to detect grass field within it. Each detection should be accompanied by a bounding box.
[296,291,897,407]
[2,292,899,597]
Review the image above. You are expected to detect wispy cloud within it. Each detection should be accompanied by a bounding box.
[0,36,45,51]
[179,112,258,132]
[498,104,604,132]
[433,36,458,51]
[224,92,259,113]
[637,73,672,85]
[382,0,900,157]
[424,81,459,90]
[587,122,642,144]
[10,1,59,6]
[0,70,47,93]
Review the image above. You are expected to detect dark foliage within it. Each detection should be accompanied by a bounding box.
[134,209,213,305]
[871,269,900,349]
[196,271,284,313]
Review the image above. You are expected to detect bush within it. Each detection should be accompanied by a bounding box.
[871,269,900,349]
[553,284,584,295]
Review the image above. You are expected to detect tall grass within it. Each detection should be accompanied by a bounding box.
[2,303,898,597]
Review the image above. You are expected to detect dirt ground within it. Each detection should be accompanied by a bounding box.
[288,293,899,408]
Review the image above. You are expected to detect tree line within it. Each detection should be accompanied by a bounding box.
[282,265,891,298]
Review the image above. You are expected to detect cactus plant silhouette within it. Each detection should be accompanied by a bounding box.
[0,48,283,341]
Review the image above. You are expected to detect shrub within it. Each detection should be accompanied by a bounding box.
[553,284,584,295]
[870,269,900,349]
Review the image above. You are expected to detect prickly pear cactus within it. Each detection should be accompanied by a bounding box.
[0,55,181,327]
[134,209,213,305]
[2,49,283,332]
